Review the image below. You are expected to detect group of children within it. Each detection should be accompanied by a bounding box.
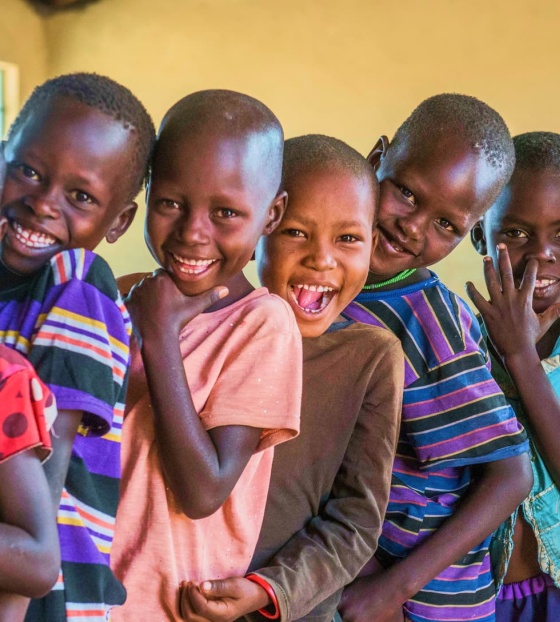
[0,72,557,622]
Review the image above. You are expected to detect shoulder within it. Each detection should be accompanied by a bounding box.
[232,288,300,334]
[48,249,121,302]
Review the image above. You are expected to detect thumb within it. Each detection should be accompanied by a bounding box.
[200,577,238,597]
[189,286,229,314]
[539,303,560,334]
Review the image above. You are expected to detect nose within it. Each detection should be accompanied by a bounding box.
[303,237,337,272]
[177,209,211,245]
[25,187,61,219]
[525,238,556,264]
[396,213,423,242]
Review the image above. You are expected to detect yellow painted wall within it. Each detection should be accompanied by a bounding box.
[0,0,48,117]
[8,0,560,297]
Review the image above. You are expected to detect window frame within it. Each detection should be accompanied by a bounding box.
[0,62,19,139]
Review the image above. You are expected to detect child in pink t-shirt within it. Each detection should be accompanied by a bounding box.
[111,90,302,621]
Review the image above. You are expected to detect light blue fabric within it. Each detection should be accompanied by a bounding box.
[488,332,560,591]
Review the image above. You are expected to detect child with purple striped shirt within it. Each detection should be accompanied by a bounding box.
[339,94,532,622]
[0,73,155,621]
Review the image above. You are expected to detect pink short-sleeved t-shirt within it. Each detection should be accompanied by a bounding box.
[111,288,302,621]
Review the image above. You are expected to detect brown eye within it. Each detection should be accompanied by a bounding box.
[398,186,416,205]
[505,229,527,239]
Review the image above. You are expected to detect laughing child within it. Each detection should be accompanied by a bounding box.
[468,132,560,621]
[340,94,532,622]
[0,153,59,622]
[179,135,402,622]
[0,73,156,620]
[110,90,302,621]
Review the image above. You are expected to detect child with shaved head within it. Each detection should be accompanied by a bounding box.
[340,94,532,622]
[110,90,302,621]
[179,134,402,622]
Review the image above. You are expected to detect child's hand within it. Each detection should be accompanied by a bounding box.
[179,577,270,622]
[339,575,405,622]
[125,269,228,343]
[466,244,560,361]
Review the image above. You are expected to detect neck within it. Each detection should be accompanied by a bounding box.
[363,267,430,292]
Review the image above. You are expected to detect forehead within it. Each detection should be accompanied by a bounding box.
[286,166,376,225]
[152,128,277,196]
[8,96,134,166]
[487,168,560,226]
[385,135,500,218]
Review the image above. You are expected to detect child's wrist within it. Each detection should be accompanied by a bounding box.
[245,574,279,619]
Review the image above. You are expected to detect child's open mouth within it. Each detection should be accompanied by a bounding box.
[11,220,57,249]
[534,277,559,296]
[172,253,218,275]
[290,284,336,314]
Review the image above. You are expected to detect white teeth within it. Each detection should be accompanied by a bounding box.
[172,253,217,274]
[13,222,56,249]
[536,279,556,288]
[294,284,334,292]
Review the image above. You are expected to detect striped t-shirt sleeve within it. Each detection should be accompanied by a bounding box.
[403,299,527,470]
[26,249,131,437]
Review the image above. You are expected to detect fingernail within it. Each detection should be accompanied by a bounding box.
[201,581,212,591]
[497,243,506,251]
[218,287,229,299]
[484,256,492,263]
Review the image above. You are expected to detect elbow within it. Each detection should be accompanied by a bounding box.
[174,488,226,520]
[515,452,534,502]
[178,496,224,520]
[23,547,60,598]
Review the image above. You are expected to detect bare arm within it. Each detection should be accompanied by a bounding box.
[467,244,560,483]
[128,270,261,519]
[0,451,60,597]
[339,453,532,622]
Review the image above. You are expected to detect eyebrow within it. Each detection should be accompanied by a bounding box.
[286,215,368,229]
[501,215,560,228]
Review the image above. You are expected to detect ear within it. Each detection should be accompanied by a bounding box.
[470,220,487,256]
[366,136,389,171]
[105,202,138,244]
[261,191,288,236]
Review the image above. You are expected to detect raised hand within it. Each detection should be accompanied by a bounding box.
[125,269,228,345]
[466,244,560,361]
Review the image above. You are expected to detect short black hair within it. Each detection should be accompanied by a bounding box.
[157,89,284,196]
[513,132,560,172]
[8,72,156,201]
[283,134,379,202]
[393,93,515,182]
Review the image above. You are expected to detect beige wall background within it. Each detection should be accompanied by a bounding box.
[2,0,560,299]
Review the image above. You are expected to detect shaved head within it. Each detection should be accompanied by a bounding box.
[156,90,284,195]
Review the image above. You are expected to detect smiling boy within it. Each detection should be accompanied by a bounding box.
[180,134,402,622]
[0,73,156,621]
[341,94,532,622]
[110,90,302,621]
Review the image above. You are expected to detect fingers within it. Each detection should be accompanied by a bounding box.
[496,244,515,293]
[190,287,229,315]
[179,582,211,622]
[465,281,491,315]
[200,578,239,597]
[520,258,538,297]
[482,256,502,302]
[0,217,7,243]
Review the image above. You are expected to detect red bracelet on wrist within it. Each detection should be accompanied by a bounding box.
[245,573,280,620]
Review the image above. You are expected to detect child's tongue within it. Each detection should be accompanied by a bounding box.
[294,286,323,311]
